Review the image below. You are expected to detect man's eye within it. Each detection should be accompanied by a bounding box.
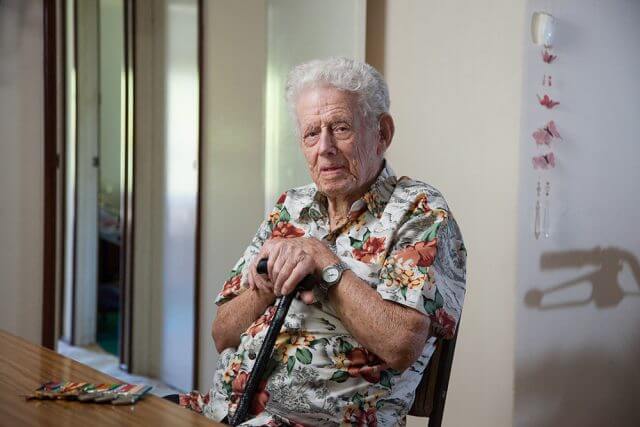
[333,125,349,134]
[304,131,320,145]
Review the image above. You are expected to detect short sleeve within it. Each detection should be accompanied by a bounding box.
[378,207,467,339]
[214,192,290,306]
[214,217,272,306]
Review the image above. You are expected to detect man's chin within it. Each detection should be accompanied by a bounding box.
[317,183,353,198]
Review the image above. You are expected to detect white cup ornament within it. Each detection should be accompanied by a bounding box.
[531,12,556,47]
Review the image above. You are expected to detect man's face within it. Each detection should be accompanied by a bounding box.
[295,86,385,199]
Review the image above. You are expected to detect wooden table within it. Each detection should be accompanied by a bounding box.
[0,330,223,426]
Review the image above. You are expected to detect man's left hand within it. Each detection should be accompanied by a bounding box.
[249,236,340,304]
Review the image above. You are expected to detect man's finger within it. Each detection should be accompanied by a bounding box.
[270,250,288,292]
[254,272,272,293]
[266,240,281,279]
[280,258,312,296]
[299,290,316,305]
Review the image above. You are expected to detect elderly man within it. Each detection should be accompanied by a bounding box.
[180,57,466,426]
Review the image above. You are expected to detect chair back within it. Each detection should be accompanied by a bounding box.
[408,326,460,427]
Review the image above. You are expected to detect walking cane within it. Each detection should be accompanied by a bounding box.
[228,258,315,426]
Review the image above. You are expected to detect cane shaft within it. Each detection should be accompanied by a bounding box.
[229,259,314,426]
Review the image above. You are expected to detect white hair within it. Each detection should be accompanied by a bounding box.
[285,57,390,129]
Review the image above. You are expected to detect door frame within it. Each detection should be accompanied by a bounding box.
[42,0,58,350]
[42,0,137,366]
[43,0,203,384]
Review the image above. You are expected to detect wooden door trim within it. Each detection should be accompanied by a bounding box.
[193,0,204,389]
[120,0,137,371]
[42,0,58,350]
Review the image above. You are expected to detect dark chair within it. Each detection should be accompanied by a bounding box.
[409,325,461,426]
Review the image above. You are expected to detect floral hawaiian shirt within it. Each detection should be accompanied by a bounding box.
[179,162,467,426]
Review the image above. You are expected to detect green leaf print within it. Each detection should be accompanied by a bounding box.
[400,286,408,299]
[362,229,371,242]
[330,370,349,383]
[223,381,232,395]
[423,299,438,314]
[435,288,444,306]
[279,207,291,222]
[351,392,364,407]
[349,237,364,250]
[418,266,429,275]
[310,338,329,348]
[230,260,245,277]
[338,339,354,354]
[287,356,296,375]
[421,221,441,242]
[295,348,313,365]
[309,208,321,220]
[423,289,444,314]
[380,370,393,389]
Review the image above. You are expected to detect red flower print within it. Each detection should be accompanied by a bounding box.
[346,348,387,384]
[343,405,378,427]
[348,205,368,222]
[231,371,270,416]
[396,239,437,268]
[221,274,242,298]
[246,306,277,337]
[271,222,305,238]
[353,237,386,263]
[178,391,210,413]
[433,308,457,339]
[276,192,287,205]
[365,408,378,427]
[411,194,431,215]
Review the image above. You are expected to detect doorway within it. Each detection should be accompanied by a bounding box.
[59,0,133,366]
[53,0,202,392]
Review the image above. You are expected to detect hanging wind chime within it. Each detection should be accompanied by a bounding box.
[531,11,559,240]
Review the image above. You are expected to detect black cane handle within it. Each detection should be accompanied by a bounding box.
[229,258,315,426]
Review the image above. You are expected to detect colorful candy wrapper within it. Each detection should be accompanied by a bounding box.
[25,381,152,405]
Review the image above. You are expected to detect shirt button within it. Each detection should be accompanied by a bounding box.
[248,351,256,360]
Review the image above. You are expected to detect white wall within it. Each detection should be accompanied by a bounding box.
[159,0,199,392]
[264,0,366,212]
[198,0,268,390]
[132,0,199,392]
[367,1,525,426]
[515,1,640,426]
[0,0,44,345]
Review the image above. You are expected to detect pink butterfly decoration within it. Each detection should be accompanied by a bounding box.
[542,49,557,64]
[537,94,560,109]
[532,120,562,146]
[532,152,556,169]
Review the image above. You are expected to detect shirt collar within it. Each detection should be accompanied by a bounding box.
[307,161,397,219]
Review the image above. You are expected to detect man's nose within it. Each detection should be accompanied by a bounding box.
[318,128,337,156]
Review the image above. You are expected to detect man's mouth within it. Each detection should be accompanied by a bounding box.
[320,166,345,173]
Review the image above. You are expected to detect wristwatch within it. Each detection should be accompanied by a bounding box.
[318,262,350,295]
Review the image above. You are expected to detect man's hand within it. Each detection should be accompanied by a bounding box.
[246,237,340,304]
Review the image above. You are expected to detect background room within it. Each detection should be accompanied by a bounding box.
[1,0,638,426]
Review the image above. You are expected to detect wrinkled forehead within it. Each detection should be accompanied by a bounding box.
[294,85,360,126]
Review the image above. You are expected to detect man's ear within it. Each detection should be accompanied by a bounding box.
[377,113,395,155]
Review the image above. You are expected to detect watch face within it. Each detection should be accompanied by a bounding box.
[323,267,340,283]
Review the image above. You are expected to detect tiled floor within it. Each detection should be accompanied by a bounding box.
[57,341,181,397]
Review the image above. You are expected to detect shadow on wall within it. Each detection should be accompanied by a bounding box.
[516,344,640,427]
[518,247,640,425]
[524,247,640,310]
